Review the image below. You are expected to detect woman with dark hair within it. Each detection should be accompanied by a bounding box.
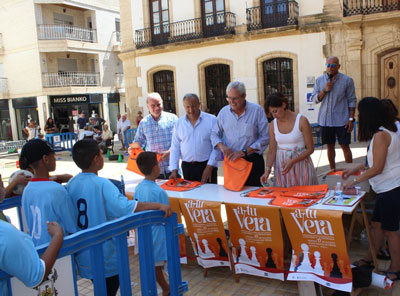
[44,118,57,134]
[260,93,317,187]
[343,97,400,281]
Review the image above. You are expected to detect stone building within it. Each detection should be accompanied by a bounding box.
[119,0,400,123]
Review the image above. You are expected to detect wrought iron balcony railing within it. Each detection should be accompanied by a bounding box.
[43,72,100,87]
[246,0,298,31]
[343,0,400,16]
[37,24,97,43]
[135,12,236,48]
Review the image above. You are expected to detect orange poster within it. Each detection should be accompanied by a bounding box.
[225,203,284,280]
[179,199,230,269]
[281,208,352,292]
[169,197,187,264]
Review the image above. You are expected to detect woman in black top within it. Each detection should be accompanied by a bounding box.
[44,117,57,134]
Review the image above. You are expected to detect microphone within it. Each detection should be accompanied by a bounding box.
[328,74,333,81]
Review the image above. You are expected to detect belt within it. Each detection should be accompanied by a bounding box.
[182,160,208,165]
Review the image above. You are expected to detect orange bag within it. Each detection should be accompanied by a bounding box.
[223,157,253,192]
[271,195,319,208]
[247,187,288,198]
[161,178,201,192]
[327,169,360,176]
[126,143,162,176]
[126,143,144,176]
[281,184,328,199]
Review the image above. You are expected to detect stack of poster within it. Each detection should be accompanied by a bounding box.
[179,199,230,269]
[281,208,352,292]
[225,203,284,280]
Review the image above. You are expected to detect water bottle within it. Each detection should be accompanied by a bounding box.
[335,182,343,204]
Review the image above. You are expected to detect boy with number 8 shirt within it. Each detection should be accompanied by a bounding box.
[66,139,172,296]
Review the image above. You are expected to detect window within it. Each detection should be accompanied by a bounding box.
[263,58,294,110]
[261,0,288,28]
[153,70,176,114]
[201,0,226,37]
[205,64,230,115]
[150,0,170,44]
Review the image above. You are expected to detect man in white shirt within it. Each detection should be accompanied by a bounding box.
[119,114,131,151]
[169,93,218,183]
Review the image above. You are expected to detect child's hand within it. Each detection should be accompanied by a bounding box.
[47,221,63,238]
[160,204,173,218]
[14,173,31,186]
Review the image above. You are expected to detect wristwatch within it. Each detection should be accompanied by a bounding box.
[349,117,355,122]
[242,149,247,156]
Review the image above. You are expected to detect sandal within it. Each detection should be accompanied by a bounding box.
[352,258,374,268]
[384,271,400,281]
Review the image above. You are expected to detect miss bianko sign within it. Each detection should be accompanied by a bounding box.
[50,94,89,105]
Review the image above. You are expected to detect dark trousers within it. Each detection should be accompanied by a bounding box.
[181,161,218,184]
[243,153,264,187]
[90,274,119,296]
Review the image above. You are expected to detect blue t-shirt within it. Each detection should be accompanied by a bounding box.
[134,180,169,262]
[0,220,45,295]
[22,180,78,246]
[66,172,137,278]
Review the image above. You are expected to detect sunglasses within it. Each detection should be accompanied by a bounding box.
[326,63,337,68]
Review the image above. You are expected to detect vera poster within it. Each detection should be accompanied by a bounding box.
[225,203,284,280]
[169,197,187,264]
[281,208,352,292]
[179,199,230,269]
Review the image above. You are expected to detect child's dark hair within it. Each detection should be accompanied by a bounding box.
[136,152,158,175]
[265,93,288,111]
[72,139,101,169]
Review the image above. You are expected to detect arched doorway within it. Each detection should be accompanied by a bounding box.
[153,70,176,114]
[380,50,400,110]
[204,64,230,115]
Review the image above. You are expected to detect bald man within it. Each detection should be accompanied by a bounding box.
[134,92,178,179]
[311,56,357,169]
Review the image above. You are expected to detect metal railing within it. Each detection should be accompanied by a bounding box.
[246,0,298,31]
[37,24,97,43]
[115,73,124,89]
[0,195,188,296]
[0,78,8,95]
[343,0,400,16]
[43,72,100,87]
[135,12,236,48]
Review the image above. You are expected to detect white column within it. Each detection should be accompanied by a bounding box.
[103,93,110,125]
[36,95,49,132]
[8,99,18,141]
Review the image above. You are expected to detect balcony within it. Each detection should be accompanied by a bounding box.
[135,12,236,49]
[246,0,298,31]
[115,73,124,89]
[0,78,8,98]
[37,24,97,43]
[42,72,100,88]
[343,0,400,16]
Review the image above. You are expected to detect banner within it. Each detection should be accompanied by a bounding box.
[226,203,284,280]
[281,208,352,292]
[169,197,187,264]
[179,199,230,269]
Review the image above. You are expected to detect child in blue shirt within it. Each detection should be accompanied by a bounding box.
[0,219,63,295]
[67,139,172,296]
[134,152,170,296]
[19,139,77,246]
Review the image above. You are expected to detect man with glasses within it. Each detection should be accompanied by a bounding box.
[311,56,357,169]
[211,81,269,186]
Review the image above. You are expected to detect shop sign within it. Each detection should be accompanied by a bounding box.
[50,95,89,105]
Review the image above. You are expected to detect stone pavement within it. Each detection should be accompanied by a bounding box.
[1,141,399,295]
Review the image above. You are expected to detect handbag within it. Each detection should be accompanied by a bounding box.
[223,157,253,192]
[126,143,144,176]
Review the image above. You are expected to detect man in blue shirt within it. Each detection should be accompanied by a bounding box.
[169,93,218,183]
[211,81,269,186]
[134,92,178,179]
[311,56,357,169]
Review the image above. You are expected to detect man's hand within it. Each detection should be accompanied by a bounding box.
[159,204,173,218]
[324,81,333,92]
[218,144,232,159]
[201,165,214,184]
[227,151,244,162]
[160,150,170,162]
[345,120,354,133]
[169,170,179,181]
[47,221,63,238]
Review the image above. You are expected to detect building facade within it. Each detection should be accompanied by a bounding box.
[0,0,125,140]
[119,0,400,125]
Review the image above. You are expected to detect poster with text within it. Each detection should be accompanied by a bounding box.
[179,199,230,269]
[169,197,187,264]
[281,208,352,292]
[11,256,75,295]
[226,203,284,280]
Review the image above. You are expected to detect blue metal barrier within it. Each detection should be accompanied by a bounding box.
[0,199,188,296]
[0,195,25,232]
[124,128,137,147]
[45,132,77,152]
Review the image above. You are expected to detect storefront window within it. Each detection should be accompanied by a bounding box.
[0,109,12,141]
[15,107,39,140]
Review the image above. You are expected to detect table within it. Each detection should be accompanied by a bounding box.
[125,178,376,296]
